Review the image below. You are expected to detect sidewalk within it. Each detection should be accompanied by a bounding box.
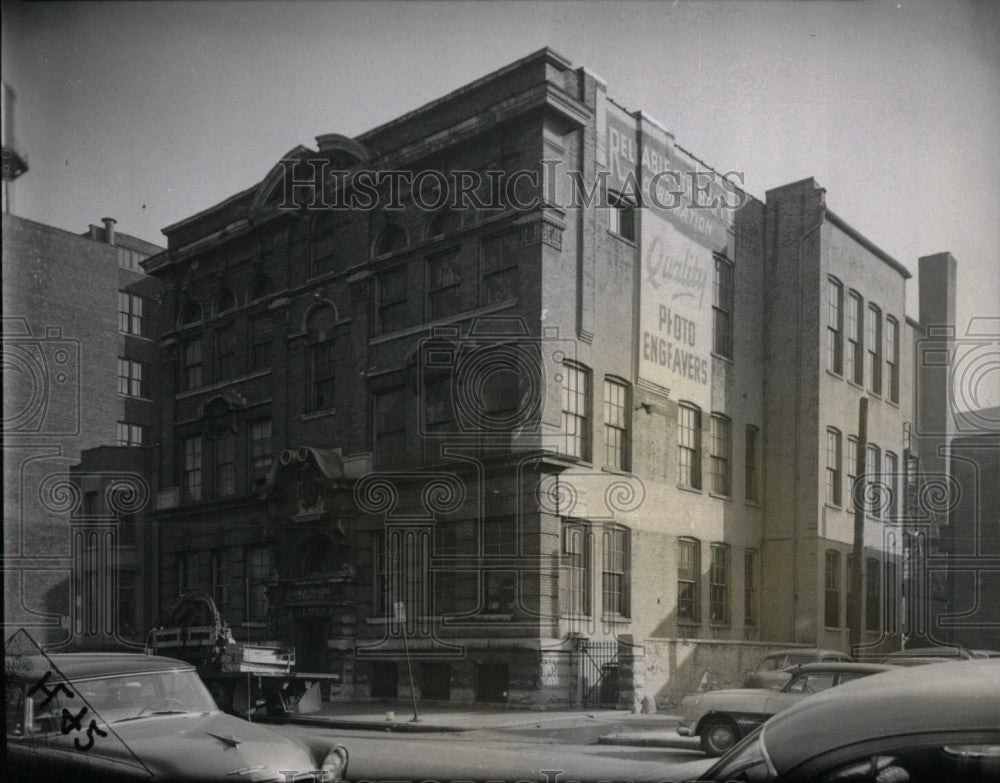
[278,701,698,747]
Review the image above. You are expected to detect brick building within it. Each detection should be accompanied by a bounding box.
[143,48,956,707]
[2,213,163,648]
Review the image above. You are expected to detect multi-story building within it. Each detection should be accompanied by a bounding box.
[2,213,163,648]
[143,48,957,707]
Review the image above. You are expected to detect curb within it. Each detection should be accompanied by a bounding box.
[267,716,469,733]
[597,732,701,749]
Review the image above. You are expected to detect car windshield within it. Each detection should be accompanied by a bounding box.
[68,670,217,723]
[760,653,811,671]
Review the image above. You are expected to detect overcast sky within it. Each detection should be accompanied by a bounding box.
[3,0,998,406]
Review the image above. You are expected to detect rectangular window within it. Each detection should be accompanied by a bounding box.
[678,404,702,489]
[709,544,730,623]
[867,443,881,517]
[827,278,843,374]
[215,432,235,497]
[118,291,147,336]
[116,422,144,446]
[310,336,336,411]
[678,538,701,622]
[886,316,899,403]
[249,419,272,475]
[211,550,226,607]
[481,232,519,305]
[424,376,457,434]
[117,359,146,398]
[83,491,99,517]
[846,436,859,511]
[249,313,273,372]
[602,527,630,616]
[117,510,136,546]
[745,425,760,503]
[246,547,271,623]
[427,250,462,320]
[744,549,757,626]
[216,324,237,381]
[865,557,881,631]
[867,304,883,394]
[483,517,517,614]
[181,337,203,391]
[181,436,202,502]
[885,451,899,519]
[825,550,841,628]
[178,552,198,593]
[884,561,898,633]
[713,257,734,358]
[710,414,731,496]
[560,363,590,459]
[608,192,636,241]
[603,378,630,470]
[847,292,863,385]
[312,230,338,276]
[826,428,842,506]
[374,388,407,468]
[377,266,408,334]
[560,523,590,616]
[846,553,856,623]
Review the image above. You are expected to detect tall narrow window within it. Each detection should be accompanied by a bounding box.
[710,414,731,495]
[678,404,702,489]
[374,388,407,468]
[178,552,198,593]
[312,227,338,276]
[846,435,859,511]
[826,428,842,506]
[561,363,590,459]
[118,571,137,637]
[377,266,408,334]
[847,291,863,385]
[181,437,202,502]
[560,523,590,616]
[744,549,758,626]
[216,324,237,381]
[867,443,881,517]
[745,425,760,503]
[678,538,701,622]
[214,431,235,497]
[427,250,462,320]
[603,378,630,470]
[884,451,899,519]
[825,550,841,628]
[884,561,898,634]
[307,306,337,411]
[481,232,519,305]
[249,419,272,477]
[249,312,273,372]
[118,292,147,336]
[211,550,226,607]
[713,257,734,358]
[181,337,203,391]
[602,526,630,616]
[118,359,146,398]
[826,277,843,374]
[483,517,516,614]
[867,304,882,394]
[885,316,899,403]
[709,544,730,623]
[865,557,881,631]
[608,191,636,241]
[246,547,271,623]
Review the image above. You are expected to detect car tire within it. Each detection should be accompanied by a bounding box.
[700,717,740,757]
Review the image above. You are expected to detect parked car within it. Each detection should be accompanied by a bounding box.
[742,648,852,689]
[5,651,348,782]
[877,645,976,667]
[679,662,893,756]
[693,659,1000,782]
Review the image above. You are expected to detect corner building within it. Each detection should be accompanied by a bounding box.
[146,49,930,707]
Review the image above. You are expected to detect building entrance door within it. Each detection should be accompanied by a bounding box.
[294,618,330,672]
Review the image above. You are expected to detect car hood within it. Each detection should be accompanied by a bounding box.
[99,711,319,781]
[681,687,774,715]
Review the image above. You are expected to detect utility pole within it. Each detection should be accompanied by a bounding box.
[849,397,868,656]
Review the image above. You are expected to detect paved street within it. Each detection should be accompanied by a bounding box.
[270,715,712,783]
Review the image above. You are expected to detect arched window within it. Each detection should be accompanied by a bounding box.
[372,224,407,258]
[179,300,203,326]
[307,305,337,411]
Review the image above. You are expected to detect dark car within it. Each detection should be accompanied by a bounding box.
[694,659,1000,782]
[679,662,893,756]
[743,648,852,689]
[6,651,348,782]
[876,645,976,667]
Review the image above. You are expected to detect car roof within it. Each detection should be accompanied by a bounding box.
[882,645,970,657]
[760,648,848,660]
[7,652,196,683]
[761,659,1000,773]
[788,662,894,674]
